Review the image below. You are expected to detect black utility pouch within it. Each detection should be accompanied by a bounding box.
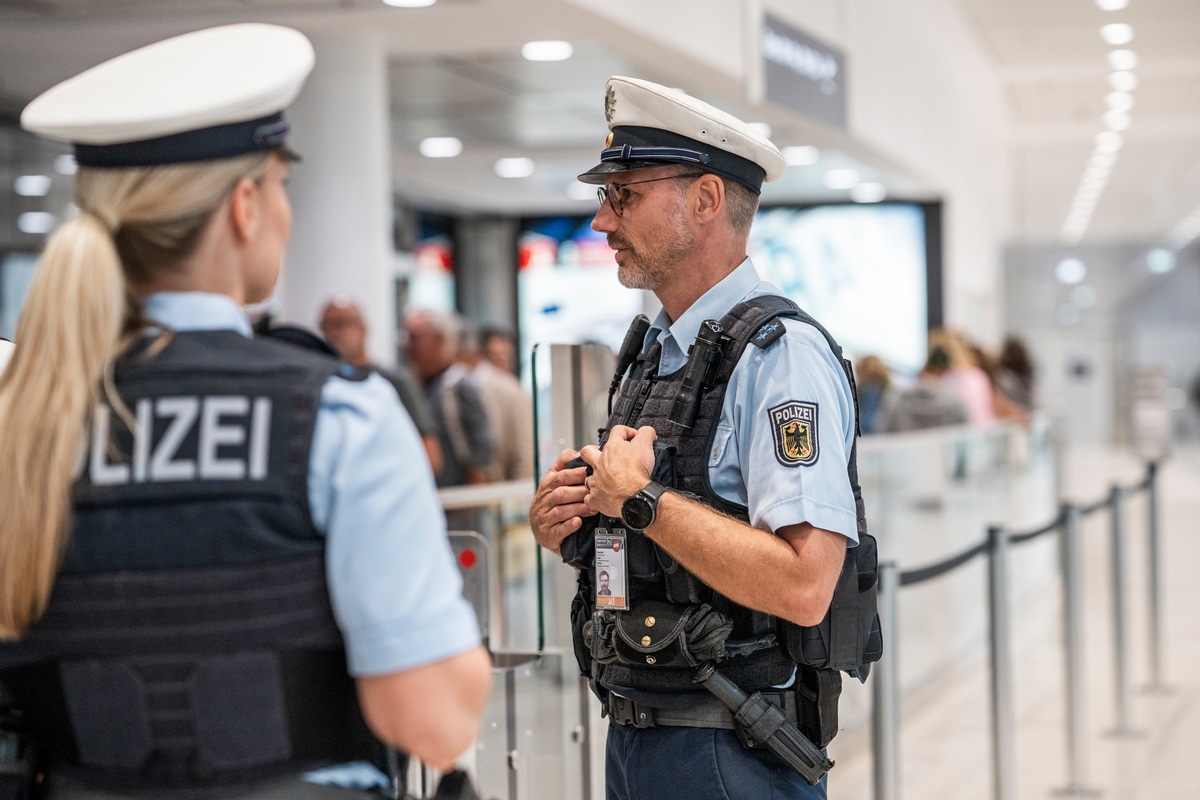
[570,575,597,677]
[583,610,618,665]
[780,532,881,671]
[612,601,732,669]
[796,666,842,748]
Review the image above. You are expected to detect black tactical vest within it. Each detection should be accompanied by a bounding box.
[0,330,378,793]
[563,296,880,700]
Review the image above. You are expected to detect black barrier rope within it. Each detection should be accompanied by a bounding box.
[1078,497,1110,517]
[895,461,1158,589]
[1012,512,1063,545]
[899,540,988,586]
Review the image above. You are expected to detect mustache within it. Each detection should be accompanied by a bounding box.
[607,234,630,250]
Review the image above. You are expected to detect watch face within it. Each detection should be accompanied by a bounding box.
[621,494,654,530]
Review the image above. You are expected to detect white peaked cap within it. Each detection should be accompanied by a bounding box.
[578,76,787,193]
[21,23,315,167]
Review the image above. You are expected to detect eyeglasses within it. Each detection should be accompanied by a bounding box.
[597,173,704,216]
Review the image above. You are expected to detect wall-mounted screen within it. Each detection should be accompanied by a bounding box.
[517,202,938,381]
[749,202,934,375]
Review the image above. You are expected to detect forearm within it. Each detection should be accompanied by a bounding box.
[356,645,493,770]
[642,492,841,626]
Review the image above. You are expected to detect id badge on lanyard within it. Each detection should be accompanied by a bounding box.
[594,527,629,611]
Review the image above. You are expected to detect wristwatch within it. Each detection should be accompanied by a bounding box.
[620,481,667,530]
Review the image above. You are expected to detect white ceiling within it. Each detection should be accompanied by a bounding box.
[1,0,1198,248]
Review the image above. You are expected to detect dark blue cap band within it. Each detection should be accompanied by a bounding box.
[74,112,291,168]
[578,125,767,194]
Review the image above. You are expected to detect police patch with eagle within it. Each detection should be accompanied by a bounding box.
[769,400,819,467]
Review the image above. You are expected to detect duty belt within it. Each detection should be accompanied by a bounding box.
[604,687,796,730]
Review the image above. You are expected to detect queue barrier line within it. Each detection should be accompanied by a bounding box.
[871,460,1162,800]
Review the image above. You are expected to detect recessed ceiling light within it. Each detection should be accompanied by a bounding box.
[494,157,535,178]
[1147,248,1176,274]
[782,145,819,166]
[1103,109,1131,131]
[1108,71,1137,92]
[521,40,573,61]
[1094,131,1123,152]
[1095,0,1129,9]
[17,211,55,234]
[822,168,859,190]
[1107,50,1138,71]
[13,175,51,197]
[849,182,887,203]
[1100,23,1134,45]
[1055,258,1087,285]
[419,137,462,158]
[1106,91,1134,112]
[53,154,77,175]
[382,0,436,7]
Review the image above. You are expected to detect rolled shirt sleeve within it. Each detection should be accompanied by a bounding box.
[308,372,482,677]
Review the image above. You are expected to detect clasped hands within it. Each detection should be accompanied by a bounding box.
[529,424,657,554]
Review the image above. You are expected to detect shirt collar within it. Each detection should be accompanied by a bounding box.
[141,292,254,337]
[647,258,766,371]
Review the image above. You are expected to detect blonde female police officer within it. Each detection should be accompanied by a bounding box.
[0,24,490,798]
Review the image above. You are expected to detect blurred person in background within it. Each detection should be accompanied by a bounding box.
[995,335,1036,416]
[928,327,995,425]
[853,354,894,434]
[319,296,442,473]
[461,324,534,482]
[0,24,490,797]
[406,308,495,487]
[882,344,970,432]
[971,340,1028,426]
[480,325,519,375]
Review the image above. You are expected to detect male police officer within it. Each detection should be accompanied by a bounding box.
[530,77,866,800]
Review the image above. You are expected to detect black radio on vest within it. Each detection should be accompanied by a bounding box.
[669,319,726,430]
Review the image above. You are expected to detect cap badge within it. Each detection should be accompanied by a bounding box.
[604,85,616,123]
[605,132,614,147]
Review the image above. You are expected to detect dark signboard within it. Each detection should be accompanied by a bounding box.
[761,14,847,129]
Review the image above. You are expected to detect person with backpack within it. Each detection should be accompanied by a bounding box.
[529,76,878,800]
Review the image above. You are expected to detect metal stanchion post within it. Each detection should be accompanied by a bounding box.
[1056,504,1099,796]
[872,562,901,800]
[1144,461,1169,693]
[987,526,1015,800]
[1106,485,1139,737]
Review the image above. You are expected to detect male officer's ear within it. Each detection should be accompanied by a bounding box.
[692,174,725,225]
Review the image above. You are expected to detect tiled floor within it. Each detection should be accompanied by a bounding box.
[827,444,1200,799]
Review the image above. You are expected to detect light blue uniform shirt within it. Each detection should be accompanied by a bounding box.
[143,292,481,676]
[646,259,859,544]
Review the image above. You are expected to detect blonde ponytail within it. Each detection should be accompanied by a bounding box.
[0,151,273,638]
[0,213,125,637]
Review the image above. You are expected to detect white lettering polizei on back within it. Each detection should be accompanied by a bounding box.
[88,395,273,486]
